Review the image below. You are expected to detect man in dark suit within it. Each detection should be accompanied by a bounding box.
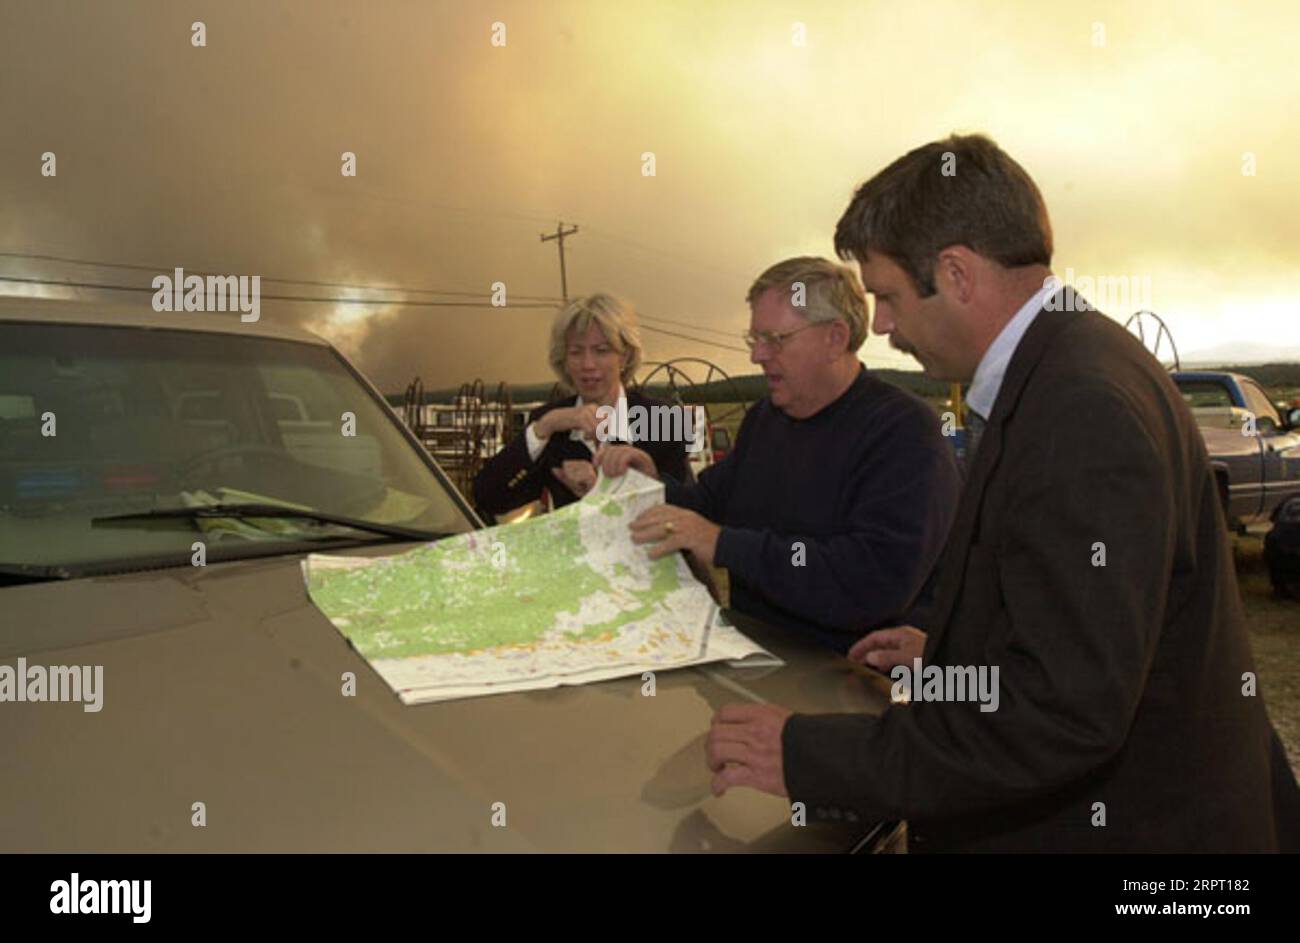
[704,134,1300,851]
[473,292,691,520]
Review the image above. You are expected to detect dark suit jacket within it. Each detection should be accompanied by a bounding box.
[783,289,1300,852]
[473,391,691,519]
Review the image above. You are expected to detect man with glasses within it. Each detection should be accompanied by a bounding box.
[597,256,960,652]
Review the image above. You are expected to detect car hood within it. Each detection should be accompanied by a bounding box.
[0,544,892,852]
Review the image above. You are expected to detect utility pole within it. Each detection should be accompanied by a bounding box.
[540,222,579,301]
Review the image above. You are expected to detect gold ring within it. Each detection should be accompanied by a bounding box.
[664,521,676,535]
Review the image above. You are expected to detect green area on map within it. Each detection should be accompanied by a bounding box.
[307,477,683,660]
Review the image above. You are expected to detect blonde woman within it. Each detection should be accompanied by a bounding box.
[473,293,690,519]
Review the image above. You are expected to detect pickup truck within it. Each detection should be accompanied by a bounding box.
[1172,371,1300,527]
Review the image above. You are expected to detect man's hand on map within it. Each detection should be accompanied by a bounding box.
[552,459,597,497]
[629,505,720,567]
[593,444,659,480]
[706,704,793,797]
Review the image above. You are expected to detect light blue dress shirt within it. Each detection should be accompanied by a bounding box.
[965,281,1059,421]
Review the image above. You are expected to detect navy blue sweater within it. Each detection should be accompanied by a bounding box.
[666,368,960,652]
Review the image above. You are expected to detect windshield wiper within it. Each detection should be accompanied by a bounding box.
[0,562,76,585]
[91,503,449,543]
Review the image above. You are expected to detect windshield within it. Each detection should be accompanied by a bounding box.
[0,320,475,571]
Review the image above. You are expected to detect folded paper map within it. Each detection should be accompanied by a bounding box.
[303,469,777,704]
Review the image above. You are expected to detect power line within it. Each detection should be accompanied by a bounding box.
[0,250,751,336]
[1,274,749,352]
[196,171,748,275]
[638,311,742,339]
[0,250,566,303]
[0,267,741,337]
[1,249,749,351]
[12,167,754,292]
[639,323,749,354]
[0,251,735,332]
[580,224,754,283]
[0,275,560,308]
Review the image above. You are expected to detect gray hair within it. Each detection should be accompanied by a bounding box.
[746,256,868,352]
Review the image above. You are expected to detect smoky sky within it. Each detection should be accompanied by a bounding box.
[2,0,1298,393]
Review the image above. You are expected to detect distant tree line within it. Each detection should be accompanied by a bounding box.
[1212,363,1300,391]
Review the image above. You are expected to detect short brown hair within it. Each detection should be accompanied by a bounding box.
[834,133,1052,297]
[746,256,868,352]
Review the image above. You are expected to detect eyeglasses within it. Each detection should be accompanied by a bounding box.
[741,322,822,352]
